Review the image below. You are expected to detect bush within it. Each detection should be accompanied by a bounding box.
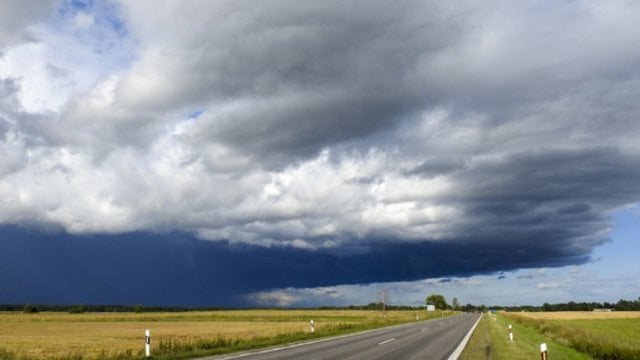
[22,304,38,314]
[68,305,87,314]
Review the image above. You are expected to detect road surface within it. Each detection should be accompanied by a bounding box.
[204,313,481,360]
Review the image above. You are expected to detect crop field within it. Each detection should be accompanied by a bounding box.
[0,310,440,359]
[502,311,640,360]
[506,310,640,320]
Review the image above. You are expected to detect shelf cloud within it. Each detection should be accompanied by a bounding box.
[1,0,640,305]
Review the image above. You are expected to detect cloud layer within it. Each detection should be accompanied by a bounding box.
[2,0,640,305]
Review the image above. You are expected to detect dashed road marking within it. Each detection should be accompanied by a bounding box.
[378,338,396,346]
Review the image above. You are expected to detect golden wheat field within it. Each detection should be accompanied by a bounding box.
[0,310,423,359]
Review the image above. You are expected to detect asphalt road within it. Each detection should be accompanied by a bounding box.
[206,313,481,360]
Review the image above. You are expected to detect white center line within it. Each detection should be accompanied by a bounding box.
[421,327,429,331]
[378,338,396,345]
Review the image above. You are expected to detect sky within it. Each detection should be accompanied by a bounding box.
[1,0,639,308]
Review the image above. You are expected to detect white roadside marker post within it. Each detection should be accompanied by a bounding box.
[145,329,151,357]
[508,324,513,342]
[540,343,548,360]
[310,319,315,333]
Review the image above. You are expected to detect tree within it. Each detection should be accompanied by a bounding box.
[426,294,448,310]
[22,303,38,314]
[452,297,460,311]
[461,303,476,312]
[377,288,390,317]
[68,304,87,314]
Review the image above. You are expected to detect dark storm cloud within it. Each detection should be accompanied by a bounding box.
[457,148,640,205]
[0,78,19,109]
[3,1,640,306]
[158,1,469,167]
[0,226,592,306]
[448,148,640,247]
[156,0,640,169]
[8,145,637,306]
[0,0,59,47]
[202,93,417,167]
[405,157,468,178]
[0,117,8,139]
[0,79,14,138]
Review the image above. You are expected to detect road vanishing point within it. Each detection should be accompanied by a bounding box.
[203,313,481,360]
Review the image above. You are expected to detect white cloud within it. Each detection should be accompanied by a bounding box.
[73,11,95,30]
[247,291,300,308]
[537,282,563,290]
[0,1,134,113]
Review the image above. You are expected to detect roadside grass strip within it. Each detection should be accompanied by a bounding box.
[459,313,590,360]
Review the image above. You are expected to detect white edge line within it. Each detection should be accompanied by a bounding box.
[377,338,396,345]
[447,314,483,360]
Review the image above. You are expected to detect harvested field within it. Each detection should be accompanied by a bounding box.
[0,310,438,359]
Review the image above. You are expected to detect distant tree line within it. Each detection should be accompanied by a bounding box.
[423,293,640,312]
[1,304,232,313]
[482,298,640,312]
[2,297,639,313]
[539,298,640,312]
[4,303,434,313]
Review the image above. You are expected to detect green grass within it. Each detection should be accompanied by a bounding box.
[565,318,640,359]
[460,314,591,360]
[505,314,640,360]
[457,313,494,360]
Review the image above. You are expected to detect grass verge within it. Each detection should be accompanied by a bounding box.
[459,313,590,360]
